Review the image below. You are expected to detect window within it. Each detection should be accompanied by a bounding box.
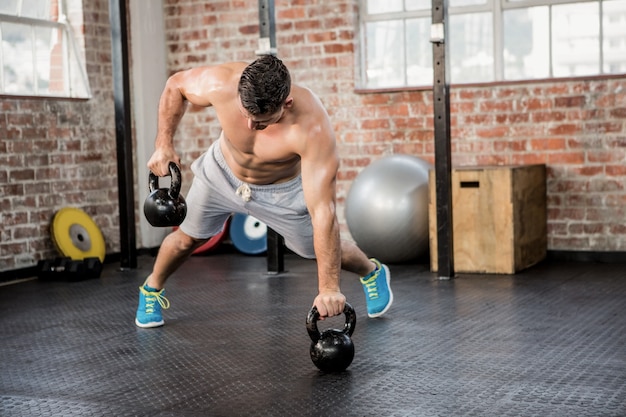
[0,0,90,98]
[359,0,626,88]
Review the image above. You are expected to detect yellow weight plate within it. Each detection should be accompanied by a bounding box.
[51,207,106,262]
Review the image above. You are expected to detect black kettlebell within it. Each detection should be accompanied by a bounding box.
[306,302,356,373]
[144,162,187,227]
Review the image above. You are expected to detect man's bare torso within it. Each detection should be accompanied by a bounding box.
[210,68,316,185]
[218,118,301,185]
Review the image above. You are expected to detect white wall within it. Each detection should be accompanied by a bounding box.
[130,0,169,248]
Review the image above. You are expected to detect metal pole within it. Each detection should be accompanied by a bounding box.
[257,0,284,273]
[256,0,277,56]
[430,0,454,279]
[109,0,137,269]
[266,228,285,275]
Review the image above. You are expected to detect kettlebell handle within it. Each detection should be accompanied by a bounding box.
[306,302,356,343]
[148,162,182,199]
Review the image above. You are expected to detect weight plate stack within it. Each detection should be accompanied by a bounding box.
[50,207,106,262]
[229,213,268,255]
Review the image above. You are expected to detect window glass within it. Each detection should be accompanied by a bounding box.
[449,12,493,83]
[35,26,52,94]
[405,0,431,11]
[406,17,432,85]
[450,0,488,7]
[552,2,600,77]
[0,1,18,14]
[2,22,35,94]
[21,0,51,19]
[365,20,406,88]
[367,0,403,14]
[35,26,64,95]
[504,7,550,80]
[0,0,90,98]
[68,34,89,97]
[602,0,626,73]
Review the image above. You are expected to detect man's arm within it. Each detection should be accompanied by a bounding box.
[147,65,231,176]
[299,103,346,318]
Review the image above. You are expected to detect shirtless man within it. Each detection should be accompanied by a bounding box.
[135,55,393,328]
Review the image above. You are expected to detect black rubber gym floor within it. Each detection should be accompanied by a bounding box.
[1,252,625,417]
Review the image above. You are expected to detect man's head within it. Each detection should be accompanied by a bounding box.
[238,54,291,117]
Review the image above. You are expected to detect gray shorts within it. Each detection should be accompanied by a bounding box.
[179,141,315,259]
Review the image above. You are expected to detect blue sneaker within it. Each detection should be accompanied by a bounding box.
[360,259,393,318]
[135,282,170,328]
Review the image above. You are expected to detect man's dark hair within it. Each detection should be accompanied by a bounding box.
[238,54,291,116]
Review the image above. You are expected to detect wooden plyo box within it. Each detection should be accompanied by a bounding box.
[429,165,547,274]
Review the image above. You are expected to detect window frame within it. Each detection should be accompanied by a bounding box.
[0,1,91,99]
[358,0,624,89]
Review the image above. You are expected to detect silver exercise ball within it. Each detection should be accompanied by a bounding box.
[345,154,431,264]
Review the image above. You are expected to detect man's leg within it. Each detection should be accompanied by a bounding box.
[340,240,393,318]
[135,229,207,328]
[340,240,375,276]
[146,229,204,289]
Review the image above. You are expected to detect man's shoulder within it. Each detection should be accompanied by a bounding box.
[285,86,335,151]
[178,62,246,105]
[199,62,247,82]
[219,61,249,72]
[182,62,247,82]
[292,85,326,113]
[292,84,316,98]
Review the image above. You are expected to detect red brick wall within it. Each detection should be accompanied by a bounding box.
[0,0,120,272]
[164,0,626,253]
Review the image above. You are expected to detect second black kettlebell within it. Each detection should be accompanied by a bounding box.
[306,302,357,373]
[144,162,187,227]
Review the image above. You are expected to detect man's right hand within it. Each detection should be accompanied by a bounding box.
[147,146,181,176]
[313,290,346,320]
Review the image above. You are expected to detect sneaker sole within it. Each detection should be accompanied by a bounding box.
[368,264,393,318]
[135,318,164,328]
